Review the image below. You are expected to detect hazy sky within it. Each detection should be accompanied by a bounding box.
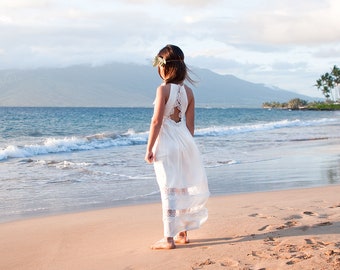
[1,0,340,97]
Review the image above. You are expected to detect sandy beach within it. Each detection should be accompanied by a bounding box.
[1,185,339,270]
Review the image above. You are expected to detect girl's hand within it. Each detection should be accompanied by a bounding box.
[145,151,154,164]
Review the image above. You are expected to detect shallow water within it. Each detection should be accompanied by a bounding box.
[1,107,339,222]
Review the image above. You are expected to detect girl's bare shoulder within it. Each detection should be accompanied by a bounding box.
[156,83,171,103]
[184,84,194,100]
[157,83,171,92]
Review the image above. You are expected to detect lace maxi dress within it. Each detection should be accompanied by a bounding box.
[153,83,210,237]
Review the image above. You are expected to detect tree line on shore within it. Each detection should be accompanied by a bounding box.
[263,65,340,110]
[262,99,340,110]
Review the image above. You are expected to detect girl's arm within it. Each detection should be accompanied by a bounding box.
[145,85,167,163]
[185,86,195,136]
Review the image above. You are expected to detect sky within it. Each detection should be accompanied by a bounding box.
[1,0,340,98]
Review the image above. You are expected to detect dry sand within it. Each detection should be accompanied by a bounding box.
[1,185,339,270]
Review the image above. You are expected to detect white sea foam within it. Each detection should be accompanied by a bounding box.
[0,131,149,161]
[205,159,239,168]
[195,118,336,137]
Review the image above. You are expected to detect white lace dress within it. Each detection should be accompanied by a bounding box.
[153,83,210,237]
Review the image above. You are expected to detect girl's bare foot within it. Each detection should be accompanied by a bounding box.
[151,237,176,250]
[174,231,189,244]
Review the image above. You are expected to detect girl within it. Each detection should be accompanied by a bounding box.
[145,44,209,250]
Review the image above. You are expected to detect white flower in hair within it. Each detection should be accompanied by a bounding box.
[153,56,166,67]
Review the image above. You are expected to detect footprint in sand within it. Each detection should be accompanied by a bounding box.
[325,249,340,256]
[276,220,298,230]
[329,203,340,208]
[286,252,313,265]
[249,213,270,219]
[303,211,317,216]
[251,250,271,259]
[220,258,239,267]
[305,238,333,249]
[264,236,275,242]
[284,214,303,220]
[305,238,317,245]
[317,241,333,247]
[248,213,275,219]
[258,224,273,231]
[285,244,300,253]
[324,249,340,268]
[192,258,215,269]
[315,221,333,226]
[264,236,280,246]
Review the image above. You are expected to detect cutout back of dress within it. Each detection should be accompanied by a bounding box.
[165,84,188,123]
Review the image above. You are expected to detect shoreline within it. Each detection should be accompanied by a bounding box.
[1,182,337,224]
[1,185,339,270]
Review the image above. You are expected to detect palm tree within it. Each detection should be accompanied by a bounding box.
[331,65,340,101]
[315,65,340,101]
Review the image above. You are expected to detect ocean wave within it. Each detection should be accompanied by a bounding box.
[0,131,148,161]
[0,118,337,161]
[205,159,239,168]
[195,118,337,137]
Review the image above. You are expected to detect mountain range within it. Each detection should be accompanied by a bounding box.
[0,63,316,107]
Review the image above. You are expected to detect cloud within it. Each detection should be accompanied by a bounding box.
[164,0,222,8]
[184,0,340,47]
[190,55,253,71]
[0,0,52,9]
[0,15,13,24]
[313,46,340,58]
[0,0,338,97]
[271,61,307,71]
[242,0,340,45]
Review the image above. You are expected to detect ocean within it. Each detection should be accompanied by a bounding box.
[1,107,339,222]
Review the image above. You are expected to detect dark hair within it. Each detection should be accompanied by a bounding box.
[156,44,196,85]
